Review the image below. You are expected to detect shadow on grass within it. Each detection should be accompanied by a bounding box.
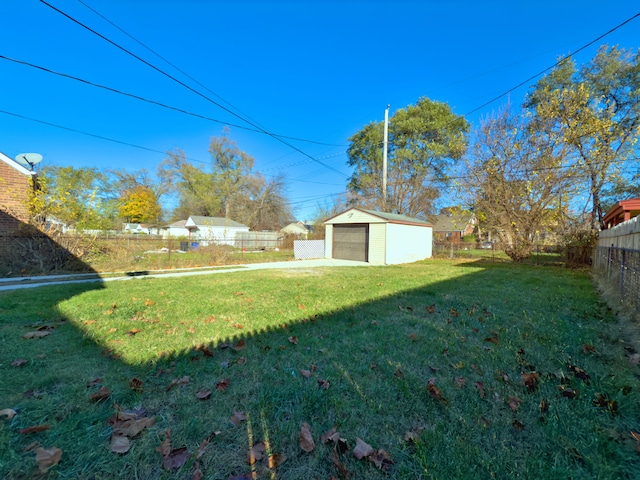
[1,260,638,479]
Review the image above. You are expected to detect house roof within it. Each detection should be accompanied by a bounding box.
[164,220,188,229]
[603,197,640,228]
[325,207,433,227]
[0,151,34,176]
[186,216,249,228]
[430,214,474,232]
[281,223,309,234]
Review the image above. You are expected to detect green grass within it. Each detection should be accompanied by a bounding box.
[1,260,639,479]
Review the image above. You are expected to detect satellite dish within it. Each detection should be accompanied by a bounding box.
[15,153,43,170]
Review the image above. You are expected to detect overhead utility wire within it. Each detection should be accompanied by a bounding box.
[463,11,640,117]
[0,108,343,187]
[0,109,208,164]
[0,55,344,148]
[39,0,347,177]
[76,0,271,135]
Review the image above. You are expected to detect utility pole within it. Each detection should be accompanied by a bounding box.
[382,104,390,209]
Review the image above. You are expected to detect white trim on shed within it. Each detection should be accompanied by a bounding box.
[324,208,433,265]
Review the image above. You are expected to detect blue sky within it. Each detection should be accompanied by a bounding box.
[1,1,638,221]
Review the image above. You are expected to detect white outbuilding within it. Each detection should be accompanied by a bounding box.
[324,208,433,265]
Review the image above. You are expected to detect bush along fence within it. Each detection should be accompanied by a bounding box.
[432,242,591,266]
[594,216,640,313]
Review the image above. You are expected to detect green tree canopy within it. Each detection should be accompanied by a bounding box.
[525,46,640,230]
[33,165,118,231]
[347,97,469,219]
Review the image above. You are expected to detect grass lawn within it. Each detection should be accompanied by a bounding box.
[1,260,639,479]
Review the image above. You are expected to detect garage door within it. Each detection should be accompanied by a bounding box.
[333,224,368,262]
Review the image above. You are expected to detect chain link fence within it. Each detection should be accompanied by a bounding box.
[593,246,640,313]
[432,242,592,267]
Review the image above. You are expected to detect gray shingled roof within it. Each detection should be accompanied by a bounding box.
[188,216,249,228]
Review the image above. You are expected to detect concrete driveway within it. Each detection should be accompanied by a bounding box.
[0,258,372,291]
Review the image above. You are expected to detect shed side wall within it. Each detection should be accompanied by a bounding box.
[386,224,432,264]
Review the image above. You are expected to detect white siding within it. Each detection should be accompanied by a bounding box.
[368,223,386,265]
[324,224,333,258]
[385,224,432,264]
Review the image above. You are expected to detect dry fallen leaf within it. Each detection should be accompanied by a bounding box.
[19,425,50,434]
[129,378,143,392]
[196,390,211,400]
[427,383,447,404]
[317,379,330,390]
[0,408,17,420]
[165,376,190,392]
[539,398,549,413]
[89,386,111,402]
[230,411,247,427]
[163,447,190,470]
[369,448,393,471]
[321,427,340,444]
[247,441,266,465]
[268,452,287,469]
[522,372,539,392]
[35,447,62,472]
[11,358,28,367]
[300,423,315,453]
[23,331,51,339]
[512,419,525,431]
[508,396,523,411]
[474,381,486,398]
[216,378,230,391]
[110,435,130,454]
[232,339,246,351]
[353,437,374,460]
[300,369,313,378]
[288,336,299,345]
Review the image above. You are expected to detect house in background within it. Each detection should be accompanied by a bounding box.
[430,211,476,242]
[123,223,161,235]
[183,216,250,245]
[280,221,310,238]
[324,207,433,265]
[602,197,640,229]
[161,220,190,239]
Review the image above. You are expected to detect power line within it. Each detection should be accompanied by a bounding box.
[0,54,347,148]
[0,108,348,189]
[0,109,204,164]
[76,0,270,133]
[38,0,347,177]
[463,12,640,117]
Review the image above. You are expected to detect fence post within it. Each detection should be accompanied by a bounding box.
[620,248,626,296]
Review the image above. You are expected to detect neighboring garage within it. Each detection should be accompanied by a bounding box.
[324,208,433,265]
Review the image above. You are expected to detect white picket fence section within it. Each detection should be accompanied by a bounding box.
[294,240,325,260]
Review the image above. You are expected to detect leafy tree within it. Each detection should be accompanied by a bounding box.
[347,97,469,218]
[119,185,162,224]
[464,107,573,261]
[159,149,222,220]
[160,130,292,229]
[526,46,640,231]
[234,172,292,231]
[32,165,118,231]
[208,129,254,219]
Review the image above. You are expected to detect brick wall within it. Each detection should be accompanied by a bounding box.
[0,157,33,235]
